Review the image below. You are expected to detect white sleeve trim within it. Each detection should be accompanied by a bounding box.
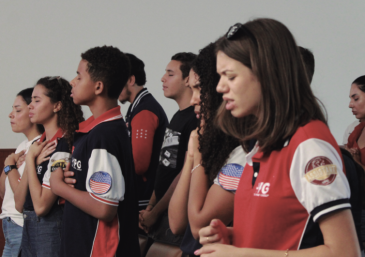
[313,203,351,222]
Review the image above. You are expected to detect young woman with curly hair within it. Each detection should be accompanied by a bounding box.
[169,43,243,256]
[196,18,360,257]
[12,76,83,257]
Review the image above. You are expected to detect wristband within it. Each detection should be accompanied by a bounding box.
[191,164,201,173]
[4,165,17,175]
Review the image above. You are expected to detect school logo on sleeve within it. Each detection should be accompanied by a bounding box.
[217,163,244,191]
[89,171,112,194]
[304,156,337,186]
[51,159,67,172]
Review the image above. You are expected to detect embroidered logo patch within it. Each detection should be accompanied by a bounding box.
[51,159,67,172]
[89,171,112,194]
[304,156,337,186]
[218,163,244,191]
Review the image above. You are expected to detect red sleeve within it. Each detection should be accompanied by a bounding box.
[131,110,159,178]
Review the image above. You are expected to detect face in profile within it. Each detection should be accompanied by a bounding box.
[9,96,33,133]
[188,69,201,119]
[118,84,131,104]
[349,83,365,120]
[28,85,58,125]
[161,60,186,99]
[70,60,97,105]
[216,51,262,118]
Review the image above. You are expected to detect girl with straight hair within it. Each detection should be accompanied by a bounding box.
[1,88,43,257]
[13,77,83,257]
[196,18,360,257]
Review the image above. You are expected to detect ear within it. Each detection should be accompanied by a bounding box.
[95,81,104,96]
[53,101,62,113]
[184,75,190,87]
[128,75,136,88]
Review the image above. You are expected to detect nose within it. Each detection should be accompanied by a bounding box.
[161,74,166,83]
[28,102,33,110]
[9,110,13,119]
[349,100,353,109]
[190,91,200,106]
[216,77,228,94]
[70,77,76,87]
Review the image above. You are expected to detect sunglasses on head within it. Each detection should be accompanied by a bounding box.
[225,23,258,48]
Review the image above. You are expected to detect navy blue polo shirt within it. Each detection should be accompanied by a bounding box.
[61,106,140,257]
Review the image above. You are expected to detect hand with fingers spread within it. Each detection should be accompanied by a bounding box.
[5,150,26,167]
[36,141,57,165]
[199,219,232,246]
[27,141,48,160]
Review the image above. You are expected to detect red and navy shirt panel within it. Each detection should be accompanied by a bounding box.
[23,129,70,212]
[126,89,168,209]
[233,120,350,250]
[61,107,140,257]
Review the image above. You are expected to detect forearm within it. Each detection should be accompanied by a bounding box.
[27,156,59,216]
[7,168,21,196]
[168,156,193,235]
[151,172,181,218]
[52,180,117,221]
[0,170,6,198]
[14,169,29,213]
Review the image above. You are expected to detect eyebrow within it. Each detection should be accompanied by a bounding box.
[166,69,174,73]
[13,105,21,108]
[351,93,358,98]
[32,96,40,99]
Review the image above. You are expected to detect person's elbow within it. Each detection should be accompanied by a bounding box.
[15,201,23,213]
[96,205,118,222]
[169,216,187,235]
[34,204,51,217]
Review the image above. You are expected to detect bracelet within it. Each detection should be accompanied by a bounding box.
[191,164,201,173]
[284,249,289,257]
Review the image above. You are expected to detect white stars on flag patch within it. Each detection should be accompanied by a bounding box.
[218,163,244,191]
[89,171,112,194]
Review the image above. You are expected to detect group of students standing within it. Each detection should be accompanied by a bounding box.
[1,17,364,257]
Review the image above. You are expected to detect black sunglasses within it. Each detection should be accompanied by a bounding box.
[225,23,258,48]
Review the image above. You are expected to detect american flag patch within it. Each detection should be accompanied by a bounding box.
[89,171,112,195]
[218,164,244,191]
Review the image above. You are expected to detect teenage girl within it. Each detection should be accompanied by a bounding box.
[196,18,360,257]
[13,77,83,257]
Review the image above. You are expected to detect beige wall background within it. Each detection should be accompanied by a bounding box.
[1,0,364,147]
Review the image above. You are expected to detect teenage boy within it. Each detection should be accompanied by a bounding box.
[119,53,168,212]
[139,52,197,244]
[50,46,140,257]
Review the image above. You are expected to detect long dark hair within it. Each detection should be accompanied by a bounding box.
[17,88,44,134]
[36,77,84,150]
[193,43,240,183]
[215,18,327,155]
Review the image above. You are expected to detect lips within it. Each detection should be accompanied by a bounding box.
[29,112,34,118]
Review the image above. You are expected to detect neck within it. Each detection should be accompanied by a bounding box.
[23,125,41,142]
[175,88,192,111]
[43,119,60,141]
[130,86,144,104]
[89,97,118,119]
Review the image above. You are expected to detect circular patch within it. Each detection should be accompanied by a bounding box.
[217,163,244,191]
[51,160,67,172]
[304,156,337,186]
[89,171,112,195]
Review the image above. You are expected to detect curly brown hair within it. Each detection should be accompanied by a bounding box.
[192,43,240,183]
[36,77,84,151]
